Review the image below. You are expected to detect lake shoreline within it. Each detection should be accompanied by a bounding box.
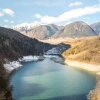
[3,55,43,73]
[10,57,95,100]
[65,60,100,73]
[64,59,100,100]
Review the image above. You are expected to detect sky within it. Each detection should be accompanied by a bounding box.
[0,0,100,28]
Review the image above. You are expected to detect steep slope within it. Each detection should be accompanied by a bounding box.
[0,26,70,75]
[15,24,61,39]
[0,26,59,60]
[62,36,100,64]
[91,22,100,35]
[52,21,97,38]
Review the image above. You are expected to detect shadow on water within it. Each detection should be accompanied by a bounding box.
[13,83,48,100]
[42,94,87,100]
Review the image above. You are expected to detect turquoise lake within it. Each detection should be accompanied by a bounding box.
[10,57,96,100]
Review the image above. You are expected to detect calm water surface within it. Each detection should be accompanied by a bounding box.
[10,57,96,100]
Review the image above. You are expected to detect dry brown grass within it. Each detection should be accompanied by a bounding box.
[40,38,75,44]
[62,36,100,64]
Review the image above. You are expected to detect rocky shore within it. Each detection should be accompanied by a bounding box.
[88,72,100,100]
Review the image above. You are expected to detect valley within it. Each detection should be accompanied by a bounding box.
[0,20,100,100]
[0,0,100,100]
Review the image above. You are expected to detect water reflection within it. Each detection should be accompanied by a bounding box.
[42,94,87,100]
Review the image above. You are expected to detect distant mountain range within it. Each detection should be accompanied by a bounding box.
[14,21,100,39]
[14,24,62,39]
[52,21,97,38]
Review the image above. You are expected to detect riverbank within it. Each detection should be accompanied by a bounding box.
[65,60,100,72]
[64,59,100,100]
[65,60,100,100]
[88,72,100,100]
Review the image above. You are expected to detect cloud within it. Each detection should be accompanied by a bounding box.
[36,4,100,25]
[0,8,15,17]
[68,2,82,7]
[14,21,41,28]
[35,14,42,18]
[15,4,100,27]
[3,8,15,17]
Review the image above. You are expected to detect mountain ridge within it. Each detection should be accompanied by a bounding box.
[52,21,97,38]
[14,21,99,39]
[14,24,62,39]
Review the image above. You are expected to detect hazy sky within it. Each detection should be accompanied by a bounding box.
[0,0,100,27]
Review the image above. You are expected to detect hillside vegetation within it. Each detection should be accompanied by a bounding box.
[62,36,100,64]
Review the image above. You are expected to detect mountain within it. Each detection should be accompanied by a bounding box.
[14,24,61,40]
[52,21,97,38]
[91,22,100,35]
[14,21,99,39]
[0,27,57,61]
